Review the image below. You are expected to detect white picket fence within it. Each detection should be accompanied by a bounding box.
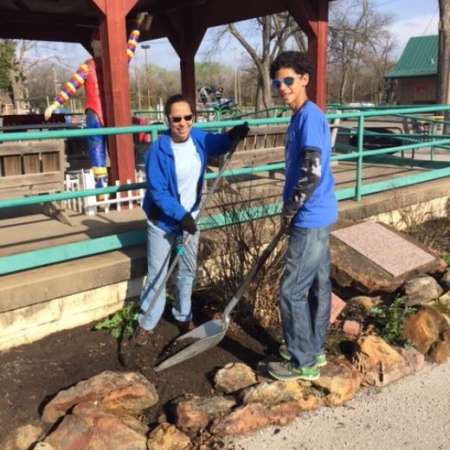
[63,170,146,215]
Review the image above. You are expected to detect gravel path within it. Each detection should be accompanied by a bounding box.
[231,360,450,450]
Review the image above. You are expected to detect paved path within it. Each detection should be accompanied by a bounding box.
[231,361,450,450]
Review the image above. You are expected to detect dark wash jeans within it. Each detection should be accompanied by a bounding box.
[280,226,331,368]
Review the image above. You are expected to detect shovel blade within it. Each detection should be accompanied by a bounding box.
[154,319,227,372]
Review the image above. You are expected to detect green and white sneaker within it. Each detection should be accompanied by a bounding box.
[267,360,320,381]
[279,341,327,368]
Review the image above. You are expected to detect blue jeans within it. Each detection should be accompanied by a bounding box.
[280,226,331,368]
[138,221,200,331]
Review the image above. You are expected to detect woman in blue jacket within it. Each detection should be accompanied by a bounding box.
[134,94,248,345]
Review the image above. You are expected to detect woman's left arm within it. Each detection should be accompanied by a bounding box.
[203,132,232,156]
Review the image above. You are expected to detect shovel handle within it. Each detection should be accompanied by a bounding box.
[223,226,286,318]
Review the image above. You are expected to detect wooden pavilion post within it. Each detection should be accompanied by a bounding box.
[91,0,138,183]
[165,14,206,108]
[288,0,329,109]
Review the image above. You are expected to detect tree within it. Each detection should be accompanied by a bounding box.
[328,0,394,104]
[438,0,450,107]
[211,13,306,110]
[0,40,16,105]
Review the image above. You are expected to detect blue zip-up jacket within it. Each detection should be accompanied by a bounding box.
[142,127,232,232]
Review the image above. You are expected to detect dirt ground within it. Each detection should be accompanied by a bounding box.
[0,301,277,434]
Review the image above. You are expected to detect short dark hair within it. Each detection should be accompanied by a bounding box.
[270,51,313,79]
[164,94,194,117]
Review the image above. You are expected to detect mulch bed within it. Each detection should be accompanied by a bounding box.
[0,297,278,432]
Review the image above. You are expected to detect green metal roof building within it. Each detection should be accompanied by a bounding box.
[386,35,438,104]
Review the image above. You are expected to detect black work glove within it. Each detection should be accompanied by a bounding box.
[180,213,197,235]
[281,201,298,231]
[228,122,250,142]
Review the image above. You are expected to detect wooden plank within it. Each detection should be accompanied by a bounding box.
[2,155,22,176]
[23,154,40,174]
[0,172,61,190]
[42,152,60,172]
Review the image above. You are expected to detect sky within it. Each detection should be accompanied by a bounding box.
[30,0,440,73]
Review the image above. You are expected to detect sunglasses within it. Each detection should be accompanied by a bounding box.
[271,76,299,90]
[170,114,193,123]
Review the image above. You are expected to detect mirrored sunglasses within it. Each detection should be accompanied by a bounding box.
[170,114,193,123]
[271,76,297,89]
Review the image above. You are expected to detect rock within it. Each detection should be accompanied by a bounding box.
[438,291,450,307]
[430,341,450,364]
[147,423,191,450]
[74,402,149,435]
[242,380,305,406]
[343,320,362,337]
[403,306,449,354]
[330,293,346,323]
[214,363,256,393]
[397,347,425,373]
[312,357,362,406]
[175,395,235,434]
[212,398,311,436]
[32,444,55,450]
[42,371,158,424]
[404,276,443,306]
[440,270,450,291]
[353,335,422,386]
[347,296,381,312]
[0,423,43,450]
[45,404,147,450]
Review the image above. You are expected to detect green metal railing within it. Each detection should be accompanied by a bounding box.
[1,105,449,275]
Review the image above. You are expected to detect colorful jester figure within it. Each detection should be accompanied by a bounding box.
[45,12,151,188]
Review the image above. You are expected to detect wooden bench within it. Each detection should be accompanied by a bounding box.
[0,140,71,224]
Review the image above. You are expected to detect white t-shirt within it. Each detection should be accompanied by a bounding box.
[171,137,201,217]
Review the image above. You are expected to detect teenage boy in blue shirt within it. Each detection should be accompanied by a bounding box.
[267,51,338,381]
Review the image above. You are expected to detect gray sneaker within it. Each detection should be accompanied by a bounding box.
[279,341,327,368]
[268,360,320,381]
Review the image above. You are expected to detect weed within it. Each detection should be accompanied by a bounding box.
[369,296,418,345]
[93,300,140,339]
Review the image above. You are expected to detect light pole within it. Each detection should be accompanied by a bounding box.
[141,44,151,110]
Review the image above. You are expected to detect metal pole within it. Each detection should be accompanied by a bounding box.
[356,115,364,201]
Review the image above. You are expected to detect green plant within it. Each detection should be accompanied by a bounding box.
[370,296,418,345]
[93,301,140,339]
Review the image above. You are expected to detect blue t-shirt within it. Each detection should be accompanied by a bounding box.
[283,101,338,228]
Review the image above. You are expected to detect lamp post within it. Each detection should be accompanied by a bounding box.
[141,44,151,110]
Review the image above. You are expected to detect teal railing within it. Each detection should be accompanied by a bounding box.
[1,105,449,275]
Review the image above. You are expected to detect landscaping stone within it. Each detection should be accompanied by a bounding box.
[438,291,450,307]
[353,335,423,386]
[33,444,55,450]
[430,341,450,364]
[0,423,43,450]
[210,401,300,436]
[440,270,450,291]
[330,293,346,323]
[214,362,257,393]
[312,357,362,406]
[242,380,305,405]
[403,306,449,354]
[397,347,425,373]
[174,395,236,434]
[343,320,362,337]
[42,370,158,423]
[404,276,444,306]
[44,405,147,450]
[331,222,445,293]
[147,423,191,450]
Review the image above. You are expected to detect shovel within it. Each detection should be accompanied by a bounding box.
[154,225,286,372]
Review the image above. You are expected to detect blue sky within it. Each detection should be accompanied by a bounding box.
[31,0,440,72]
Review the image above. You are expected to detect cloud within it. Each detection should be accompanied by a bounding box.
[389,14,439,55]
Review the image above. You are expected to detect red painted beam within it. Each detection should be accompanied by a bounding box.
[90,0,138,184]
[165,13,206,107]
[288,0,329,109]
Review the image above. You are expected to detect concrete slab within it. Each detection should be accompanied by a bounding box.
[332,222,435,277]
